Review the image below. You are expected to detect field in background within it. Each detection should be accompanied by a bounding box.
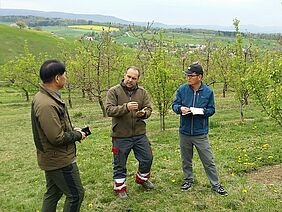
[41,25,99,38]
[68,25,119,31]
[0,83,281,211]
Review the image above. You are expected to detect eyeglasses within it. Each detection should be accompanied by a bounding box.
[186,74,199,78]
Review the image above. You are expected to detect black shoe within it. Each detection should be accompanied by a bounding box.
[181,182,193,190]
[141,180,155,190]
[213,185,228,196]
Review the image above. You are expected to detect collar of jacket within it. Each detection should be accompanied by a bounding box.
[39,84,65,105]
[188,82,204,92]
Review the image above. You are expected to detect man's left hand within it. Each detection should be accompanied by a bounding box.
[136,107,147,118]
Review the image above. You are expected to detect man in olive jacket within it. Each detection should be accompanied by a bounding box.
[106,66,154,199]
[31,60,87,211]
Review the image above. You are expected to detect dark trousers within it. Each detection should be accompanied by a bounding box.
[179,133,220,189]
[42,162,85,212]
[112,134,153,180]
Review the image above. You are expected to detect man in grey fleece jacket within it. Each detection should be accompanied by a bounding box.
[106,66,154,199]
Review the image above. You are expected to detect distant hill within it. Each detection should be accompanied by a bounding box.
[0,24,73,65]
[1,8,281,33]
[0,8,132,25]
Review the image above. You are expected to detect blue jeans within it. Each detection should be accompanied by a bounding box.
[112,134,153,180]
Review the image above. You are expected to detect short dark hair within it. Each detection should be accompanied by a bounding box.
[126,66,141,78]
[40,60,65,83]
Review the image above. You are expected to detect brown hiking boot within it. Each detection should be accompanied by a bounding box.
[141,180,155,190]
[117,191,128,199]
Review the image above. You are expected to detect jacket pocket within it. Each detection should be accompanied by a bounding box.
[135,119,146,134]
[112,122,118,132]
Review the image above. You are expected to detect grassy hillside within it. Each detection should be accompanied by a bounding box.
[0,24,75,65]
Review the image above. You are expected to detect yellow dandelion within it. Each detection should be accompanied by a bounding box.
[242,189,248,193]
[231,173,235,176]
[88,203,93,208]
[262,144,269,148]
[172,179,176,183]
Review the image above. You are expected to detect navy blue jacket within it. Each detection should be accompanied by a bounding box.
[172,83,215,136]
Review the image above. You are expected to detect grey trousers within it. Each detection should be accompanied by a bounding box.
[112,134,153,180]
[179,133,220,188]
[42,162,85,212]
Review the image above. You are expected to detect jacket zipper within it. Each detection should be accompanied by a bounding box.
[129,95,134,137]
[191,91,197,135]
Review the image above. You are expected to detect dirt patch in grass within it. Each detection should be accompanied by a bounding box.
[247,164,282,184]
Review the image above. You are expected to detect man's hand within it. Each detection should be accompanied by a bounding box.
[127,101,139,111]
[74,128,87,140]
[136,107,147,118]
[180,106,191,115]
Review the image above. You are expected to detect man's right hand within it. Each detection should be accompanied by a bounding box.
[180,106,191,115]
[74,128,87,140]
[127,101,139,111]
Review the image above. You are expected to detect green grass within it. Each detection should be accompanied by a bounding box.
[0,84,281,211]
[40,26,95,38]
[0,24,75,65]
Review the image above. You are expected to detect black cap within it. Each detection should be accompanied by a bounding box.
[183,63,203,75]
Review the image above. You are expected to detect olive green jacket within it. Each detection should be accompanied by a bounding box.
[106,82,152,138]
[31,84,82,171]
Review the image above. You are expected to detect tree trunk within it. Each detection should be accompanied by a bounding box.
[82,89,85,98]
[223,81,228,98]
[160,113,165,131]
[240,100,244,121]
[22,87,29,102]
[243,91,248,105]
[68,89,72,109]
[98,95,107,117]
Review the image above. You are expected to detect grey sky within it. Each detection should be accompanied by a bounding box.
[1,0,282,27]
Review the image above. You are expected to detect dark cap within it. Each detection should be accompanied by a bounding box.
[183,63,203,75]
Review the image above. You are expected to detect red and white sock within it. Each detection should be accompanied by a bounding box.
[114,178,127,193]
[136,171,150,184]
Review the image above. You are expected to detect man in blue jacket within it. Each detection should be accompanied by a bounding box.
[172,63,228,196]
